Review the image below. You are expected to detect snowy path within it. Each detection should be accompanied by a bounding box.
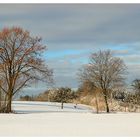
[0,101,140,136]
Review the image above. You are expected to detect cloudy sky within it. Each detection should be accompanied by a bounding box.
[0,4,140,95]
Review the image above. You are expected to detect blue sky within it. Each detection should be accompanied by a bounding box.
[1,4,140,95]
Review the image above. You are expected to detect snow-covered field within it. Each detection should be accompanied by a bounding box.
[0,101,140,137]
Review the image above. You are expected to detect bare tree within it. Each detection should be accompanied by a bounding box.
[78,50,126,113]
[132,79,140,94]
[124,79,140,109]
[0,27,53,113]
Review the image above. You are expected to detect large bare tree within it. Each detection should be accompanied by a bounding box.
[79,50,126,113]
[0,27,53,113]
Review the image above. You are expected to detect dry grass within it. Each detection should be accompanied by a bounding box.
[76,94,140,113]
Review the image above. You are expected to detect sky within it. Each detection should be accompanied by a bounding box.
[0,4,140,95]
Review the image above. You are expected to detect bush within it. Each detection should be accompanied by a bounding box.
[19,95,34,101]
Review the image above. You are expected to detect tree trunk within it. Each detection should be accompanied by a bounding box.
[61,102,63,109]
[95,94,99,113]
[104,94,109,113]
[5,94,12,113]
[0,90,1,111]
[6,101,12,113]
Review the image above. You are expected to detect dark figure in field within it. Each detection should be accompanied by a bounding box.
[74,104,77,109]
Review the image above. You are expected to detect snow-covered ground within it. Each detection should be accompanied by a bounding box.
[0,101,140,136]
[12,101,93,113]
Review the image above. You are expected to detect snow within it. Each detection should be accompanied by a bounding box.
[0,101,140,136]
[12,101,93,113]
